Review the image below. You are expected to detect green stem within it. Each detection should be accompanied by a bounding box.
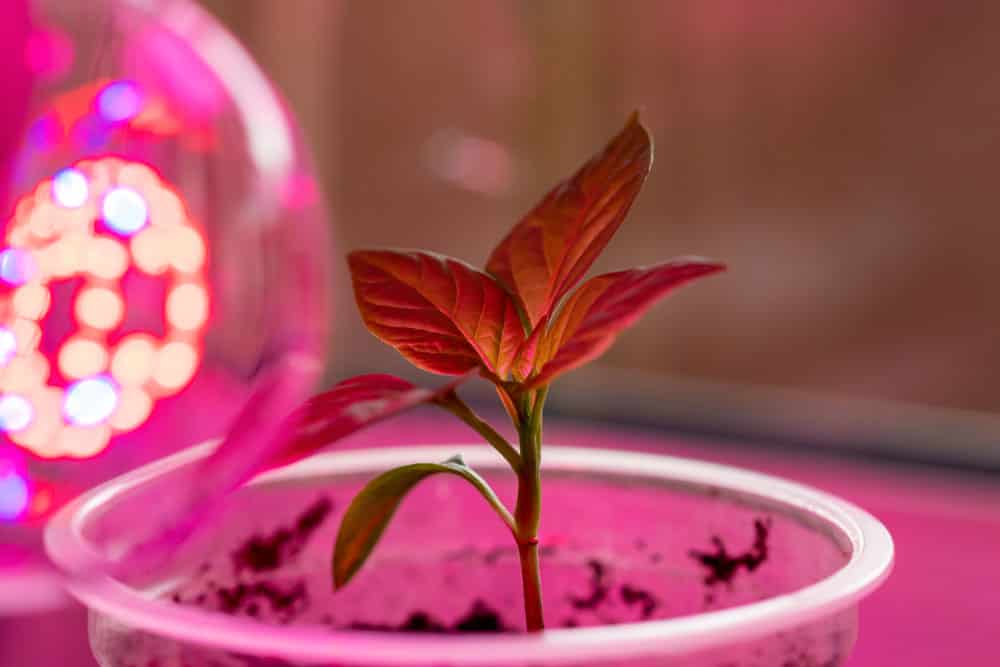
[514,386,548,632]
[435,393,522,472]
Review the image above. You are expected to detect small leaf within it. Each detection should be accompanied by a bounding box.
[527,259,725,388]
[511,315,546,382]
[486,112,652,327]
[334,458,514,588]
[265,373,471,471]
[349,250,526,378]
[494,383,521,428]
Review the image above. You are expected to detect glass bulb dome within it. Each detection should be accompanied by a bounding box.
[0,0,330,540]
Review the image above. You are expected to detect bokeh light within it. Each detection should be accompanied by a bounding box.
[0,467,30,521]
[75,287,124,330]
[0,328,17,365]
[110,335,156,386]
[153,342,198,390]
[102,187,149,235]
[130,226,170,274]
[0,248,37,284]
[58,338,108,379]
[166,284,209,330]
[167,225,206,272]
[12,284,51,320]
[63,376,118,427]
[51,167,89,208]
[0,395,34,432]
[109,387,152,431]
[96,81,143,123]
[84,236,129,279]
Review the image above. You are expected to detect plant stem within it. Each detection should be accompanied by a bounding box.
[517,538,545,631]
[514,386,548,632]
[435,392,522,472]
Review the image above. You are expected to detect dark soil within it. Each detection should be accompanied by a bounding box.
[173,502,775,634]
[620,583,659,619]
[232,497,334,573]
[688,517,772,587]
[350,599,507,633]
[172,497,334,623]
[568,559,610,610]
[564,558,660,624]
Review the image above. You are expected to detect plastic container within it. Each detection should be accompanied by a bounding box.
[46,443,893,666]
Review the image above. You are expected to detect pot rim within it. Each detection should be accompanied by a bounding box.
[45,442,893,665]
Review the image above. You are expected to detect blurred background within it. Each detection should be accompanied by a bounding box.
[201,0,1000,470]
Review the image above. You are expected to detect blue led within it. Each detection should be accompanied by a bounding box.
[0,469,29,521]
[64,376,119,426]
[102,187,148,235]
[0,248,36,285]
[97,81,143,123]
[52,167,89,208]
[0,327,15,365]
[0,394,33,432]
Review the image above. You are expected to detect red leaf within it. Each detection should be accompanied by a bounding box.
[267,373,470,470]
[486,112,652,327]
[527,259,724,388]
[349,250,526,378]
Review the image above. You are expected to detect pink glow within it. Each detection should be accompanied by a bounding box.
[23,29,74,80]
[0,0,32,209]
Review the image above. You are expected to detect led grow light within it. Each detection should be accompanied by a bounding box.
[0,157,210,459]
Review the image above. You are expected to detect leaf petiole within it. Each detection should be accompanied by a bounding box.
[434,391,522,472]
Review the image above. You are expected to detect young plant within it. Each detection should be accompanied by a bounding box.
[270,113,723,632]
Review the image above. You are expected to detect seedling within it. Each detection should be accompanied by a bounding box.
[271,113,723,631]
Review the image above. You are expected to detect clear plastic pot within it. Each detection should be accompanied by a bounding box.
[46,443,892,666]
